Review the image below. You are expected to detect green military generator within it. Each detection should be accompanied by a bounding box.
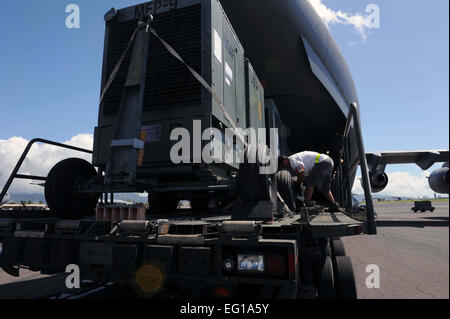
[91,0,267,212]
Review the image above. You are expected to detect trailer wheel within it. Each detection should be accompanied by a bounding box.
[319,238,331,257]
[148,192,179,214]
[237,144,275,202]
[334,256,357,299]
[44,165,56,212]
[275,170,296,211]
[325,244,332,257]
[331,238,346,257]
[45,158,99,219]
[318,256,336,299]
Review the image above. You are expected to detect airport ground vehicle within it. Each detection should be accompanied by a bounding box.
[0,0,377,299]
[411,201,435,213]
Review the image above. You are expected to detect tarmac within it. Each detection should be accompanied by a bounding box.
[342,201,449,299]
[0,201,448,299]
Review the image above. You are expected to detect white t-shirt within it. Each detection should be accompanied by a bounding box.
[288,151,326,176]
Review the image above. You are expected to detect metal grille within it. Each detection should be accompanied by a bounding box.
[103,5,202,116]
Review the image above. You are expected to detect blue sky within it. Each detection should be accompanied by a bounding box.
[0,0,448,196]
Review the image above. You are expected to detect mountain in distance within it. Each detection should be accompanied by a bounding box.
[352,193,429,203]
[7,192,148,204]
[8,192,439,205]
[9,193,46,204]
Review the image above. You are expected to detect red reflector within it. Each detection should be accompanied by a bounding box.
[266,253,286,275]
[214,287,231,297]
[288,253,296,274]
[355,226,364,234]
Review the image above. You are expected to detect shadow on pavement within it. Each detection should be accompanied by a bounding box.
[376,219,449,228]
[0,273,67,299]
[420,216,449,221]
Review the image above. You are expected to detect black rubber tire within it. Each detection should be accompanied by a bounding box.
[320,238,331,257]
[325,244,332,257]
[331,238,346,257]
[45,158,99,219]
[334,256,357,299]
[276,170,296,211]
[318,256,336,299]
[148,192,179,214]
[44,165,56,212]
[237,144,275,202]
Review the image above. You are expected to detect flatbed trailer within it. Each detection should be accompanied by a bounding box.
[0,204,363,299]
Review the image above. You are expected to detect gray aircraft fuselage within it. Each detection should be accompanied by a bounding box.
[220,0,359,172]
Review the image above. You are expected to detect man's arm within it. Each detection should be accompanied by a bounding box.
[289,159,305,186]
[296,171,306,185]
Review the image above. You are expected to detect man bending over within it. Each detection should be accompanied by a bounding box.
[278,151,336,206]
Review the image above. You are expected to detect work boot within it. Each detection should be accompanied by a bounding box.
[305,200,316,207]
[327,202,339,212]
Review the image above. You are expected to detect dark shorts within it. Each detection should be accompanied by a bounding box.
[304,157,334,192]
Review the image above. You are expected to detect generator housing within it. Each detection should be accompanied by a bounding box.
[92,0,263,186]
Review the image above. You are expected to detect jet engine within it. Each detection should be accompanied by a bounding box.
[428,163,449,194]
[364,172,389,193]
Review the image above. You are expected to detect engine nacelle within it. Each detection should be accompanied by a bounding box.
[428,165,449,194]
[363,172,389,193]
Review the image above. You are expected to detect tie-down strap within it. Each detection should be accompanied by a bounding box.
[98,21,247,147]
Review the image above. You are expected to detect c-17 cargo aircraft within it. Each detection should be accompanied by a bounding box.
[364,150,449,194]
[219,0,449,199]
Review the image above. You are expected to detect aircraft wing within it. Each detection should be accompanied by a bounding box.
[366,150,449,171]
[30,182,46,187]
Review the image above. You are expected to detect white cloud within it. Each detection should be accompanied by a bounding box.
[308,0,373,40]
[352,171,435,198]
[0,134,93,194]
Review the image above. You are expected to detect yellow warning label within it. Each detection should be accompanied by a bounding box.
[137,130,147,167]
[258,100,262,121]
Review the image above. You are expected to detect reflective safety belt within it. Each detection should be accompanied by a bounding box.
[315,153,321,164]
